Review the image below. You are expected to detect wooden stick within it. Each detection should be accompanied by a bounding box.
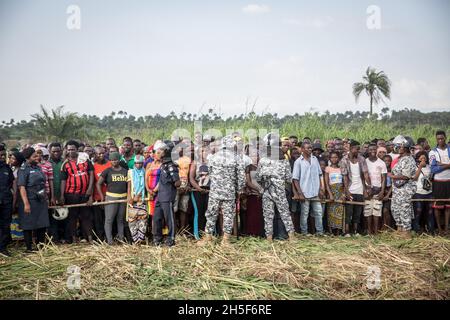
[296,198,450,205]
[410,198,450,202]
[49,198,151,209]
[48,197,450,210]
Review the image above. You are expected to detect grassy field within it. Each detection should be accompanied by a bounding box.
[1,232,449,300]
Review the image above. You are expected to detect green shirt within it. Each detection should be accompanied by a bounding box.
[121,155,135,170]
[50,158,63,199]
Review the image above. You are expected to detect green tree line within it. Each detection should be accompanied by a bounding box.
[1,105,449,147]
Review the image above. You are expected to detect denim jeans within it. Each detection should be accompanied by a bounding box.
[104,195,126,244]
[300,197,324,234]
[412,193,435,234]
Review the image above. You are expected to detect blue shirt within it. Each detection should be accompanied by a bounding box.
[292,154,322,199]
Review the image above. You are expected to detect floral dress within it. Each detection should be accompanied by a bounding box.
[325,166,344,230]
[145,165,161,216]
[391,155,417,230]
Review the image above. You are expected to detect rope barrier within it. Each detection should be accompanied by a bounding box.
[48,197,450,209]
[295,198,450,205]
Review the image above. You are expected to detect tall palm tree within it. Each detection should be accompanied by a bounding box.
[31,105,82,141]
[353,67,391,115]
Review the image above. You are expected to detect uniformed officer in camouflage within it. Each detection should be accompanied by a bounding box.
[198,135,245,245]
[256,133,295,242]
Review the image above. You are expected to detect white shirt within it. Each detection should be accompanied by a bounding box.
[366,158,387,188]
[349,162,364,195]
[430,147,450,180]
[416,165,432,195]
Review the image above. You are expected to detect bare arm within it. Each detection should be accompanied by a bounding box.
[127,180,133,205]
[19,186,30,214]
[96,176,105,202]
[49,177,55,205]
[413,162,426,181]
[87,171,94,197]
[12,178,17,210]
[86,171,94,205]
[379,174,386,196]
[343,174,352,200]
[319,175,325,198]
[437,162,450,169]
[324,172,333,199]
[292,179,305,201]
[60,180,66,204]
[145,169,151,193]
[389,173,409,180]
[363,171,370,193]
[189,161,202,192]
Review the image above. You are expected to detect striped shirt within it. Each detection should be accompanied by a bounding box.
[61,159,93,195]
[39,160,53,196]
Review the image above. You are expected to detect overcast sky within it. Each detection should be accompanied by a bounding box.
[0,0,449,121]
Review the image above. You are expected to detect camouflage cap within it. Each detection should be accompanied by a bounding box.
[221,135,235,150]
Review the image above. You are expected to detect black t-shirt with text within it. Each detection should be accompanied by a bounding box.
[100,167,128,195]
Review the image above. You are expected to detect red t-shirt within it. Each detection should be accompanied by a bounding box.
[93,161,111,201]
[61,159,94,195]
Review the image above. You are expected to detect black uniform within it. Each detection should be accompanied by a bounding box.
[0,161,14,252]
[152,159,180,246]
[17,163,50,230]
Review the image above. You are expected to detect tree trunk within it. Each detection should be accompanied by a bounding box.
[370,94,373,115]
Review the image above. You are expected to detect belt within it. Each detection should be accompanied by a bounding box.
[106,192,127,198]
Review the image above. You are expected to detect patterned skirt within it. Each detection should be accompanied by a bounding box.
[327,183,344,230]
[11,212,24,240]
[391,182,416,229]
[127,203,148,243]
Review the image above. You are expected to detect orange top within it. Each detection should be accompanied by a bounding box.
[93,161,112,201]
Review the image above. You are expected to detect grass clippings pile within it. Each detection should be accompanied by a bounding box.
[0,232,449,300]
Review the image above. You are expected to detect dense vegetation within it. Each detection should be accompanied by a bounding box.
[1,105,449,147]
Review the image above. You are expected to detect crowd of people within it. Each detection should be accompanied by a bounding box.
[0,129,449,256]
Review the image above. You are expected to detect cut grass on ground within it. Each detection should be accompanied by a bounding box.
[0,232,449,300]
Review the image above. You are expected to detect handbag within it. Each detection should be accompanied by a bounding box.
[393,178,408,188]
[33,188,47,202]
[421,169,432,191]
